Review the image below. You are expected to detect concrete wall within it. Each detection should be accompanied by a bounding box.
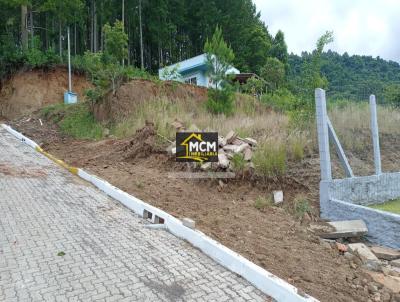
[328,172,400,205]
[320,180,400,249]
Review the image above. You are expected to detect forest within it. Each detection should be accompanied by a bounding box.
[289,50,400,101]
[0,0,285,75]
[1,0,400,107]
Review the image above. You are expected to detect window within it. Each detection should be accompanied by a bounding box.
[185,77,197,85]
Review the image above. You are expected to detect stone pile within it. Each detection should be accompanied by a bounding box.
[167,120,257,172]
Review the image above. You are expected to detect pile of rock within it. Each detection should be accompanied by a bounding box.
[167,120,257,171]
[312,219,400,300]
[213,130,257,171]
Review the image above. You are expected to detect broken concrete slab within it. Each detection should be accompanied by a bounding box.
[371,246,400,261]
[223,144,239,153]
[200,162,211,171]
[367,271,400,293]
[348,243,379,264]
[319,219,368,239]
[391,259,400,269]
[236,143,250,154]
[242,137,258,146]
[225,130,237,144]
[218,153,229,169]
[218,136,227,147]
[244,148,252,161]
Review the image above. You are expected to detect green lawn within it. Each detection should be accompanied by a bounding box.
[369,199,400,215]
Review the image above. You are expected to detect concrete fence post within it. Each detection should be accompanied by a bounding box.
[370,95,382,175]
[315,88,332,181]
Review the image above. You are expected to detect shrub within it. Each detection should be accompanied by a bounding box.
[261,88,299,112]
[24,37,60,68]
[252,142,286,178]
[206,87,235,115]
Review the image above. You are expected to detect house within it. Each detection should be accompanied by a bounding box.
[158,54,240,88]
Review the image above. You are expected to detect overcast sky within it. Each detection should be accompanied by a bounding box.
[253,0,400,62]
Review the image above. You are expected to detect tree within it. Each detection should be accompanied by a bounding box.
[301,31,334,95]
[204,26,235,115]
[103,20,128,63]
[261,57,285,92]
[204,26,235,89]
[269,30,288,65]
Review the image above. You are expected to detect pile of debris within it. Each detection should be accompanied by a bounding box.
[167,120,257,172]
[311,219,400,300]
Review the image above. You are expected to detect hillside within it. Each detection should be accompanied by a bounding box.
[288,50,400,101]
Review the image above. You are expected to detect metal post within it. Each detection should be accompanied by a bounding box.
[370,95,382,175]
[315,88,332,180]
[67,26,72,92]
[139,0,144,70]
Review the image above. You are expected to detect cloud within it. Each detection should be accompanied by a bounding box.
[253,0,400,62]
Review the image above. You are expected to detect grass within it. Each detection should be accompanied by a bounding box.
[252,141,287,178]
[41,103,103,140]
[231,153,246,173]
[254,196,273,210]
[293,195,312,219]
[329,102,400,153]
[369,198,400,215]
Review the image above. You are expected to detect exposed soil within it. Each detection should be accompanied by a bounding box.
[0,68,91,119]
[93,79,207,122]
[11,116,398,302]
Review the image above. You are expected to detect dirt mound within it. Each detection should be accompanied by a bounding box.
[93,79,207,122]
[0,68,91,119]
[122,121,159,160]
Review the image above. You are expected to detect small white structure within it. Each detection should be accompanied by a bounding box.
[158,54,240,88]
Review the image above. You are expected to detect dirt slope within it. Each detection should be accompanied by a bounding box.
[0,68,91,119]
[93,79,207,122]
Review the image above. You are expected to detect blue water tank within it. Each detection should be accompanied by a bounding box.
[64,92,78,104]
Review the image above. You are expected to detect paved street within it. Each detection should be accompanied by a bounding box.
[0,128,269,302]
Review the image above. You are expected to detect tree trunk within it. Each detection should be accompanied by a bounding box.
[59,22,62,58]
[93,0,97,52]
[90,1,94,52]
[21,5,28,49]
[29,7,34,48]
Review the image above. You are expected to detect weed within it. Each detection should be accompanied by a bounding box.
[231,153,246,173]
[57,251,65,256]
[293,195,312,219]
[254,196,273,210]
[252,142,286,178]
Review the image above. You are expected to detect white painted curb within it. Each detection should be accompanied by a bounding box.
[1,123,318,302]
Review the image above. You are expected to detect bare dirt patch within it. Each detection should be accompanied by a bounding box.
[93,79,207,122]
[11,116,395,302]
[0,68,91,119]
[0,162,48,178]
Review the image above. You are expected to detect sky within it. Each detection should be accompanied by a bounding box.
[253,0,400,62]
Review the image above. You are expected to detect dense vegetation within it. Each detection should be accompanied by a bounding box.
[288,51,400,102]
[0,0,285,77]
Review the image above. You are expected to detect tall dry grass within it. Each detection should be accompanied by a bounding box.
[111,94,311,177]
[329,102,400,152]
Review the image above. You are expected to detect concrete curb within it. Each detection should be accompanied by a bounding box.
[1,123,318,302]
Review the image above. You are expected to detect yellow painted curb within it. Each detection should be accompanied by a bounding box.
[35,146,78,175]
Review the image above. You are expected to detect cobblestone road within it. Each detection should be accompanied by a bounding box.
[0,129,270,302]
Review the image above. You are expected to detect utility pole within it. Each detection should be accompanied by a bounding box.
[67,26,72,93]
[122,0,125,66]
[139,0,144,70]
